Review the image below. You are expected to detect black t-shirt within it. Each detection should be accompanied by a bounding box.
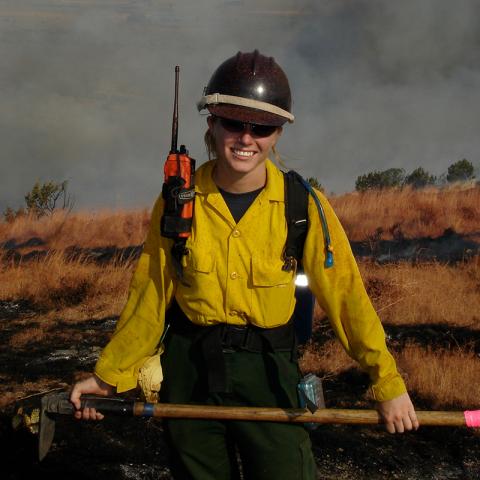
[217,186,264,223]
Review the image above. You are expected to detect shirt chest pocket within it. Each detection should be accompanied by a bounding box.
[180,250,219,318]
[250,257,295,326]
[186,250,216,274]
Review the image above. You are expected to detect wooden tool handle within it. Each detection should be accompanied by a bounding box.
[129,403,468,427]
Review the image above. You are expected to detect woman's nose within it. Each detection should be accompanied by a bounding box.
[238,126,255,144]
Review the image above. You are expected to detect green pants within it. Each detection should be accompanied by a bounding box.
[160,327,317,480]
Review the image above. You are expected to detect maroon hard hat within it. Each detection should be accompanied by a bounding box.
[197,50,294,126]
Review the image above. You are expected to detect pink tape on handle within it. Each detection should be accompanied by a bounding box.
[464,410,480,427]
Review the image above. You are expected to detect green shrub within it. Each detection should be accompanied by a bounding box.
[404,167,436,188]
[355,168,405,191]
[446,159,475,183]
[3,180,73,222]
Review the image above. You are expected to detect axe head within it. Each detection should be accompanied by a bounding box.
[297,373,326,413]
[38,392,74,461]
[39,395,55,461]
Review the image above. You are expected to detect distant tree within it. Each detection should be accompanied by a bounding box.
[381,168,406,187]
[404,167,436,188]
[307,176,324,192]
[3,206,25,223]
[3,180,73,222]
[356,171,382,191]
[24,180,73,218]
[446,159,475,183]
[355,168,405,191]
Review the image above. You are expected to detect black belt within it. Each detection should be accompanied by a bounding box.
[166,300,296,393]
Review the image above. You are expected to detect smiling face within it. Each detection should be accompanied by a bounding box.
[207,115,282,192]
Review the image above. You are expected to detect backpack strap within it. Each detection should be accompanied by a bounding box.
[282,170,334,345]
[282,171,309,272]
[282,170,334,270]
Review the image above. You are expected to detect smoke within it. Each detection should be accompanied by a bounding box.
[1,0,479,211]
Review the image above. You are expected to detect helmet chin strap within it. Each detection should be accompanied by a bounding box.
[198,93,295,123]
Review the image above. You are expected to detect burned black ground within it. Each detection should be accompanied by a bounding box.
[1,405,479,480]
[1,301,479,479]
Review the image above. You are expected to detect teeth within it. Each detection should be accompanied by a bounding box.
[233,149,255,157]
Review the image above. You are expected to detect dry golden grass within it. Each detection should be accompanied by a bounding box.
[396,344,480,409]
[8,320,99,348]
[300,340,480,409]
[1,184,478,250]
[358,258,480,328]
[0,250,134,318]
[330,184,479,241]
[300,340,356,377]
[9,326,47,348]
[0,381,70,410]
[0,208,150,249]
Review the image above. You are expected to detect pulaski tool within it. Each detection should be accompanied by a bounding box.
[34,391,480,461]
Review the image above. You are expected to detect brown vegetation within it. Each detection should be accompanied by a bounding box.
[330,184,479,241]
[1,184,478,250]
[396,344,480,409]
[359,258,480,328]
[0,250,134,319]
[300,340,480,410]
[0,208,150,250]
[1,185,479,410]
[9,326,46,348]
[307,257,479,329]
[300,339,356,378]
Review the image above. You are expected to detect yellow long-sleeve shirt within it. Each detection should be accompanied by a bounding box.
[95,159,406,401]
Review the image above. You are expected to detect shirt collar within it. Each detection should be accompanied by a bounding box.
[195,158,284,202]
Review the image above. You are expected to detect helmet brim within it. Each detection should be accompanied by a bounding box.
[207,104,288,127]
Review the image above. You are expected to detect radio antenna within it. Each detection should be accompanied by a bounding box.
[170,66,180,154]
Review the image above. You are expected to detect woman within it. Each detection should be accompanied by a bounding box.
[71,50,418,480]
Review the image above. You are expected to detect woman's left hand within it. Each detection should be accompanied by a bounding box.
[376,392,419,433]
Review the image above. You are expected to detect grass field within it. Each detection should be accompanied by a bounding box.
[1,184,479,409]
[330,183,479,241]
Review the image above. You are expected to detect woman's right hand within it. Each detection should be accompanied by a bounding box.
[70,374,115,421]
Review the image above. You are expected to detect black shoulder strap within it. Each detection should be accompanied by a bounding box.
[282,170,309,272]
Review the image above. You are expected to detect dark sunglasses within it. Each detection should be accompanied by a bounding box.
[216,116,278,138]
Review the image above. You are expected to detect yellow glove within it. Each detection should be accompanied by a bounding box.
[137,345,164,403]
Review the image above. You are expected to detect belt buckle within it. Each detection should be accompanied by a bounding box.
[221,324,248,352]
[241,326,251,350]
[220,324,231,348]
[220,324,237,352]
[232,325,249,350]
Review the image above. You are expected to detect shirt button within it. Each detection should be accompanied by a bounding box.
[232,229,241,238]
[230,271,238,280]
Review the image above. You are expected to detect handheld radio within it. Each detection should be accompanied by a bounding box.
[160,66,196,279]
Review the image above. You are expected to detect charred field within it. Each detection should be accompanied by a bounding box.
[1,185,479,479]
[0,295,479,480]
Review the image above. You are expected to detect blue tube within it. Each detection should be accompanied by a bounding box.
[297,177,334,269]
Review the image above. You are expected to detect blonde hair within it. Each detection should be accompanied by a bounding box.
[204,129,217,161]
[271,144,288,170]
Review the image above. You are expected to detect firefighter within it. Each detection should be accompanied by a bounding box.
[70,50,419,480]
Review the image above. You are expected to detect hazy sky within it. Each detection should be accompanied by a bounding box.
[1,0,479,211]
